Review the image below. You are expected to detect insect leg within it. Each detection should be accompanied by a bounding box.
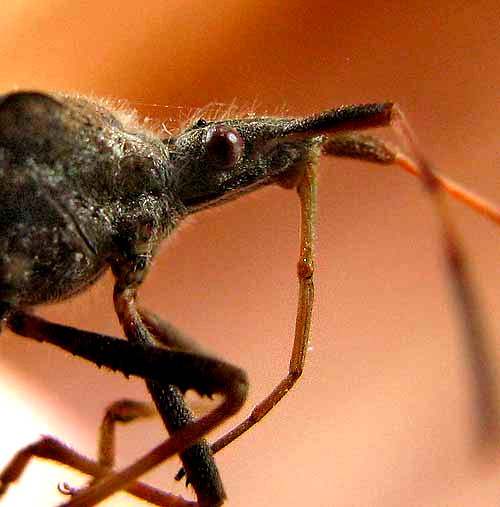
[0,400,194,506]
[139,311,242,487]
[112,279,226,507]
[6,311,247,507]
[96,400,156,473]
[139,308,209,355]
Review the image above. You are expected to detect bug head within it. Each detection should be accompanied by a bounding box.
[166,103,394,213]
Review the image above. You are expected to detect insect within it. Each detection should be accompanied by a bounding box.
[0,91,498,506]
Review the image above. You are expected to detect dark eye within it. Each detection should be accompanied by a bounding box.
[205,125,244,168]
[194,118,208,128]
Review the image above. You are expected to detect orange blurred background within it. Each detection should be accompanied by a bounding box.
[0,1,499,506]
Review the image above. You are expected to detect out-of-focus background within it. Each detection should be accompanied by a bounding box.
[0,1,499,506]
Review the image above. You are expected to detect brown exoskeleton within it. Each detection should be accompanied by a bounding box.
[0,91,498,506]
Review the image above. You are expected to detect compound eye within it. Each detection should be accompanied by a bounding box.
[194,118,208,128]
[205,125,244,168]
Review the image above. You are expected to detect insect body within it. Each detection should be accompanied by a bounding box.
[0,91,497,506]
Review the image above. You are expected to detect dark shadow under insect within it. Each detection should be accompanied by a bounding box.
[0,92,498,506]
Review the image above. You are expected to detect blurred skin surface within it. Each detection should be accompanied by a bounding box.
[0,1,499,505]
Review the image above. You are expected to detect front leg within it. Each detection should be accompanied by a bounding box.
[110,246,226,506]
[6,308,247,507]
[0,401,196,506]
